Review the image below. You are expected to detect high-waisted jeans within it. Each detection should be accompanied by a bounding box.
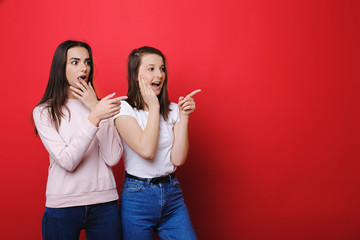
[121,176,197,240]
[42,200,120,240]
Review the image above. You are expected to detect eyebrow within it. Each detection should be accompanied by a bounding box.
[69,57,91,61]
[146,63,164,67]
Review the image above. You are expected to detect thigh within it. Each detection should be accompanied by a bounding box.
[157,204,197,240]
[157,180,197,240]
[42,207,83,240]
[85,201,121,240]
[121,179,160,240]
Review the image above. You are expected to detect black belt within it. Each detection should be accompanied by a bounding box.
[125,172,175,184]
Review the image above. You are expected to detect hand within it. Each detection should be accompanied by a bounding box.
[139,75,159,110]
[88,93,128,126]
[178,89,201,116]
[70,79,98,110]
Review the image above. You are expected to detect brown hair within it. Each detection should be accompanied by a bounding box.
[34,40,94,133]
[126,46,170,121]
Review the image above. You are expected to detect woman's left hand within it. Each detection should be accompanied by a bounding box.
[70,79,99,110]
[178,89,201,116]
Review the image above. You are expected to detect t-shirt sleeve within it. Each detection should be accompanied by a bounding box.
[112,100,135,121]
[168,102,180,124]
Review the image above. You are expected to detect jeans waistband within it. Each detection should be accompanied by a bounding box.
[125,172,175,184]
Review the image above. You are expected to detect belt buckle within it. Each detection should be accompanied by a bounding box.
[151,175,169,184]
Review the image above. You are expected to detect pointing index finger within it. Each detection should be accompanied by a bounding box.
[187,89,202,98]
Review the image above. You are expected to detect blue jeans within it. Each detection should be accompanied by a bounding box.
[121,176,197,240]
[42,200,120,240]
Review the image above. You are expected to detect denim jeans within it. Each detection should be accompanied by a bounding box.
[42,200,120,240]
[121,176,197,240]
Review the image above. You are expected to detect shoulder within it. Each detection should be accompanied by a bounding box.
[121,100,133,109]
[169,102,179,111]
[113,100,136,121]
[121,100,136,114]
[33,104,53,127]
[33,104,48,120]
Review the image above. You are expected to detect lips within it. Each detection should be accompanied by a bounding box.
[151,81,161,86]
[151,81,161,88]
[77,75,87,81]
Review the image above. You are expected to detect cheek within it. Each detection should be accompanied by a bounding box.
[142,73,154,82]
[65,65,74,78]
[66,78,76,88]
[65,70,75,86]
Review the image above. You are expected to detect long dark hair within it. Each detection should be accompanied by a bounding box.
[127,46,170,121]
[34,40,94,133]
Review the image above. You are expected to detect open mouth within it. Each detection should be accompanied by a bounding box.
[151,81,161,87]
[78,75,86,81]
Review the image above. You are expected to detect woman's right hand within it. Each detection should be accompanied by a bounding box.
[88,93,127,127]
[139,75,159,110]
[70,79,99,111]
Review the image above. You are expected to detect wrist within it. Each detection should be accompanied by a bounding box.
[179,113,189,121]
[88,112,101,127]
[90,99,99,111]
[149,104,160,112]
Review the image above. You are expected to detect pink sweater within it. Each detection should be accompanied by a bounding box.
[33,99,123,208]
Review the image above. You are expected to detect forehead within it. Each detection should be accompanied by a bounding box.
[141,54,164,65]
[67,47,89,59]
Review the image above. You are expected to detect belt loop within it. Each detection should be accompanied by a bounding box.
[146,178,151,187]
[123,171,127,180]
[169,173,172,182]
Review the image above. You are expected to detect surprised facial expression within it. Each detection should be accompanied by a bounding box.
[138,54,166,96]
[65,47,91,89]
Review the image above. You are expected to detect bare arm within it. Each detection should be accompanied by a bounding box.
[115,77,160,160]
[171,89,201,166]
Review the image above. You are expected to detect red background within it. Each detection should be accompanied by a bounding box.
[1,0,360,239]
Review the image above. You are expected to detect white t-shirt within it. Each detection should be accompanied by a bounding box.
[114,101,179,178]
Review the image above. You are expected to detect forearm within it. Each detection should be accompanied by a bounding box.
[139,107,160,159]
[171,115,189,166]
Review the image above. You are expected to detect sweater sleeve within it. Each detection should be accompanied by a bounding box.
[33,106,99,172]
[97,119,123,167]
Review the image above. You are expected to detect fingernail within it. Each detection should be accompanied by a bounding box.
[72,79,75,82]
[124,96,128,99]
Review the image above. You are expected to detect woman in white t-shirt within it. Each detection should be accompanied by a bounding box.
[114,46,200,240]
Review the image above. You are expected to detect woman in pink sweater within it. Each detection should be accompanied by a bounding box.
[33,40,126,240]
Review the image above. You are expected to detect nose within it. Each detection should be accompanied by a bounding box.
[156,69,162,79]
[80,62,87,73]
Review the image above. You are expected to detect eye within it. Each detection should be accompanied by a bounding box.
[148,67,154,71]
[71,60,78,65]
[85,61,91,66]
[160,67,166,72]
